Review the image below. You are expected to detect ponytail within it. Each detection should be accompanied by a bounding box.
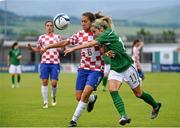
[92,13,113,30]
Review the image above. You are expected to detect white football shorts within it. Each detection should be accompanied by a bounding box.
[108,64,140,89]
[9,64,22,74]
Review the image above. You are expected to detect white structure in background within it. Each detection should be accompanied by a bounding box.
[1,41,180,72]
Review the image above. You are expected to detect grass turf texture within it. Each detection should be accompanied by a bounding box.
[0,72,180,127]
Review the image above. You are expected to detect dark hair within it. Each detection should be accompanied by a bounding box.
[12,41,18,49]
[82,12,96,23]
[94,11,104,19]
[44,20,53,25]
[133,39,141,47]
[131,39,142,55]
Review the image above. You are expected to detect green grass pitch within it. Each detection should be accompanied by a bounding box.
[0,72,180,127]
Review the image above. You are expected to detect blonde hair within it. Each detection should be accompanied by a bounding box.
[92,16,113,30]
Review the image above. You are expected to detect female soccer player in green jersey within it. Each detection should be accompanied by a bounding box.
[7,42,22,88]
[64,16,162,126]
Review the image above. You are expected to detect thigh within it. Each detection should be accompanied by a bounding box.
[40,63,49,79]
[108,70,123,91]
[76,68,88,91]
[9,65,15,74]
[50,64,60,80]
[123,65,140,89]
[16,65,22,74]
[86,70,104,90]
[104,64,110,75]
[108,70,123,82]
[108,79,122,91]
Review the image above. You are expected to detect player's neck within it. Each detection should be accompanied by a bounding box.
[47,32,54,35]
[84,29,91,33]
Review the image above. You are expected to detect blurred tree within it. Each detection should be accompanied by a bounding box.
[136,28,151,43]
[162,30,176,43]
[137,28,151,37]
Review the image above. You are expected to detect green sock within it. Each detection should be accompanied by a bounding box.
[11,75,15,85]
[102,77,108,87]
[110,91,126,117]
[139,91,158,109]
[17,75,21,83]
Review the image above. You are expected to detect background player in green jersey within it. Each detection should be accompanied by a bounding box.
[7,42,22,88]
[64,16,162,126]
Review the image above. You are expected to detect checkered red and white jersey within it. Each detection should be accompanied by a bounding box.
[67,30,104,72]
[132,46,140,65]
[37,33,62,64]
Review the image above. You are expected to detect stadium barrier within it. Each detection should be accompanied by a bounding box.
[1,63,179,73]
[0,63,78,73]
[152,64,180,72]
[0,64,39,73]
[160,64,180,72]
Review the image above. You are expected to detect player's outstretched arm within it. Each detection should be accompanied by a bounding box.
[64,40,97,56]
[40,40,69,53]
[27,43,41,52]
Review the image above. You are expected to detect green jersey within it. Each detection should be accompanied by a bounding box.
[96,28,133,72]
[102,54,111,64]
[9,48,21,65]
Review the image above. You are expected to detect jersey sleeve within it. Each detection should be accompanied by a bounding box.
[66,32,79,45]
[37,36,42,49]
[18,49,21,56]
[55,34,62,52]
[95,32,107,45]
[56,34,62,42]
[96,29,116,45]
[102,54,111,64]
[8,51,11,56]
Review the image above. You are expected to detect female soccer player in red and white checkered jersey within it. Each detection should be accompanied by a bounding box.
[41,12,105,127]
[132,39,145,80]
[27,20,62,109]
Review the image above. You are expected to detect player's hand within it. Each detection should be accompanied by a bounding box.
[64,48,74,56]
[40,48,47,54]
[100,46,105,53]
[27,43,32,50]
[17,55,22,60]
[105,50,115,58]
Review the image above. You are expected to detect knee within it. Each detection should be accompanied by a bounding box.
[42,80,48,86]
[135,92,142,98]
[80,93,90,103]
[108,86,118,92]
[76,96,81,101]
[51,81,57,87]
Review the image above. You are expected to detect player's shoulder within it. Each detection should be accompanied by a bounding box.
[76,30,91,35]
[79,30,93,36]
[9,49,12,54]
[39,34,47,39]
[74,30,84,36]
[70,30,83,38]
[54,33,62,38]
